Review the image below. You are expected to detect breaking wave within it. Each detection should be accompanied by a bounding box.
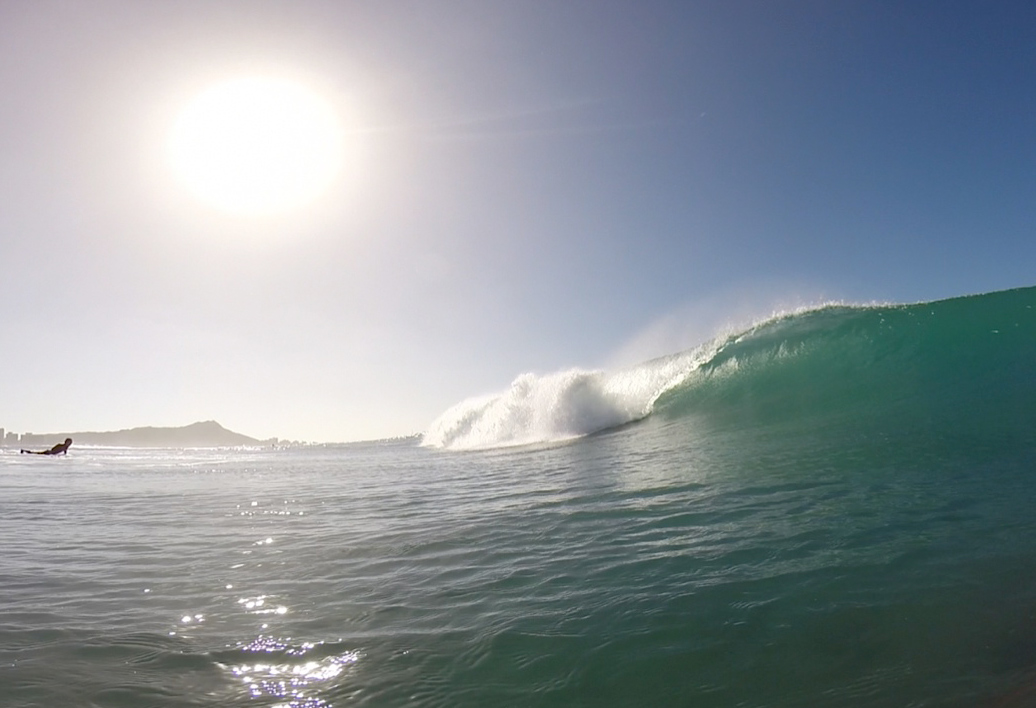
[424,286,1036,451]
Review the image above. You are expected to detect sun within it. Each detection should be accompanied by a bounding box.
[169,77,343,216]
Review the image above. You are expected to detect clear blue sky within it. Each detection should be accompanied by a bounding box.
[2,0,1034,442]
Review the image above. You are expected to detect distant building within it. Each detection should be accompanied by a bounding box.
[0,428,4,446]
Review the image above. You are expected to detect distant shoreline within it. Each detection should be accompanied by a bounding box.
[6,421,276,449]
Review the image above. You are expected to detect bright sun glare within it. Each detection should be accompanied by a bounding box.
[169,77,343,216]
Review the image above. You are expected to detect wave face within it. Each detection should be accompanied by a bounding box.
[424,286,1036,450]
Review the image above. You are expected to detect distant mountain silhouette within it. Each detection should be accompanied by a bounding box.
[18,421,270,448]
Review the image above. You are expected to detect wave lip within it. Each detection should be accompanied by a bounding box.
[422,349,708,451]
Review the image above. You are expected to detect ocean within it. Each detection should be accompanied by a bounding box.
[3,285,1036,708]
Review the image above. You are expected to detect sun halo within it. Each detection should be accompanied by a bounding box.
[169,77,344,216]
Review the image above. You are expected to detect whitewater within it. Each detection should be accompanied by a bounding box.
[3,285,1035,708]
[421,344,713,450]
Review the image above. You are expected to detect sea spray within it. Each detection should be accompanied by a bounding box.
[422,346,713,450]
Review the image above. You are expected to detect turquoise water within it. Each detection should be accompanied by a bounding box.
[3,286,1036,707]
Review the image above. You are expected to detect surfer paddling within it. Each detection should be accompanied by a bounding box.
[20,437,73,455]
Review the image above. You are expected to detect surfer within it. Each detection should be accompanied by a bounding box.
[20,438,73,455]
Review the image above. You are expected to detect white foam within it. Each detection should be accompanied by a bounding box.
[422,347,710,450]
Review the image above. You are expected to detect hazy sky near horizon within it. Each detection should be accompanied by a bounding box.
[2,0,1035,442]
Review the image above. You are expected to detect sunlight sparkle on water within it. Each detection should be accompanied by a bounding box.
[222,636,360,708]
[239,595,289,615]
